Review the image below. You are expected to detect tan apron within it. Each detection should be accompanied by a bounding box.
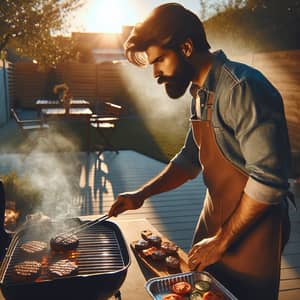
[191,92,290,300]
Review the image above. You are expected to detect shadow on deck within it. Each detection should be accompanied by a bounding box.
[0,150,299,299]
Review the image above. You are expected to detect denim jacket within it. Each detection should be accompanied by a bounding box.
[172,50,291,204]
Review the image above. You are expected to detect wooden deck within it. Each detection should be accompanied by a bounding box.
[79,151,300,300]
[0,150,299,299]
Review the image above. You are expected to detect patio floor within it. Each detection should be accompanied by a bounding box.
[0,150,299,299]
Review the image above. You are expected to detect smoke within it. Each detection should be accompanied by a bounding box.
[1,128,84,220]
[119,63,191,134]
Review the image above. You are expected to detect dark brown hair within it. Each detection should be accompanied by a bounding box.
[124,3,210,66]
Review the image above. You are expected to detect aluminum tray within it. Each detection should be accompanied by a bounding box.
[145,271,238,300]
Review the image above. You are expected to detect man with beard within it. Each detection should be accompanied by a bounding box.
[108,3,292,300]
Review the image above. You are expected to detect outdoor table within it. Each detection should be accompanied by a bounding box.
[36,99,90,110]
[41,107,93,152]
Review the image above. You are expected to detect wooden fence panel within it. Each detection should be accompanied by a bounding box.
[234,50,300,156]
[15,62,49,108]
[96,62,123,101]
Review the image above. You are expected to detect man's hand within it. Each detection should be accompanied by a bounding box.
[188,192,271,271]
[188,235,226,271]
[108,191,145,217]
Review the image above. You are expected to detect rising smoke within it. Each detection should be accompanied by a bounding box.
[1,128,84,220]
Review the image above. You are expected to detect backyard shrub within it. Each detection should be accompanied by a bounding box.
[1,172,42,224]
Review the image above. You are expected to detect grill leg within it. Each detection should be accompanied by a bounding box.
[114,290,121,300]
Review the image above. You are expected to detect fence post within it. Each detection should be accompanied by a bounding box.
[0,50,9,125]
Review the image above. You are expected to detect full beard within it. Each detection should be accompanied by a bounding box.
[159,55,195,99]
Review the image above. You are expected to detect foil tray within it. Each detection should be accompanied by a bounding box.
[145,271,238,300]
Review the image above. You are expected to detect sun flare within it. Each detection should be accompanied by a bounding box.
[82,0,138,33]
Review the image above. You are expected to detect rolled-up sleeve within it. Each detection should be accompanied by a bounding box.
[227,77,291,204]
[244,177,286,204]
[171,127,202,178]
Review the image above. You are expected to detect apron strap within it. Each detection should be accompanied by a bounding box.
[207,92,215,121]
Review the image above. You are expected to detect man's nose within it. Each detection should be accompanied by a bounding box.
[153,65,162,79]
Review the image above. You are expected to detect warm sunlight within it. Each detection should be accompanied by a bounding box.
[82,0,139,33]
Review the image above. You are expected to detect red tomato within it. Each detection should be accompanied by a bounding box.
[172,281,192,295]
[162,294,185,300]
[202,291,225,300]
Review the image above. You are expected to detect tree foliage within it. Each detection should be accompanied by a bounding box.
[201,0,300,55]
[0,0,83,66]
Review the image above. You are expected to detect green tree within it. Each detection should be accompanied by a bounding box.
[202,0,300,55]
[0,0,83,66]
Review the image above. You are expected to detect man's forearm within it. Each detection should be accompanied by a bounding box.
[216,192,271,251]
[138,162,198,199]
[188,192,272,271]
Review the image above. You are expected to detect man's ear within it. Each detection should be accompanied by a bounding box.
[180,38,193,58]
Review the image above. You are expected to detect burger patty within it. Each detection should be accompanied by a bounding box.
[49,259,78,277]
[13,261,41,281]
[50,234,79,251]
[20,240,48,256]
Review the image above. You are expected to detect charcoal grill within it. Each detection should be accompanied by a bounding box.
[0,218,131,300]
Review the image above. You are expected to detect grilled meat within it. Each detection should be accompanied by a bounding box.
[160,241,178,255]
[49,259,78,277]
[13,260,41,281]
[134,239,151,250]
[20,240,48,256]
[147,235,162,248]
[150,249,166,261]
[50,234,79,251]
[165,255,180,269]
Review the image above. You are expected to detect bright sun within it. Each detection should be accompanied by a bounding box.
[82,0,138,33]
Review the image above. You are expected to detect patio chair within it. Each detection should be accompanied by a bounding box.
[90,102,123,153]
[10,108,49,136]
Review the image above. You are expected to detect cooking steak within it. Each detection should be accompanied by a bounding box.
[19,240,48,256]
[50,233,79,251]
[49,259,78,277]
[13,260,41,281]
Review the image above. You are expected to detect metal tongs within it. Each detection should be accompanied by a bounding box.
[57,214,110,237]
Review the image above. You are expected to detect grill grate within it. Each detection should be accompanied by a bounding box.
[3,222,127,284]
